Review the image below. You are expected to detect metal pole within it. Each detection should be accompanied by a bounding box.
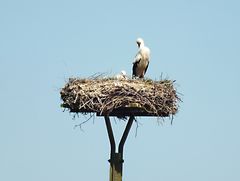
[104,116,135,181]
[104,115,116,158]
[118,116,134,155]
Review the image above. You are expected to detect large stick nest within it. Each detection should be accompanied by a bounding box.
[60,77,181,117]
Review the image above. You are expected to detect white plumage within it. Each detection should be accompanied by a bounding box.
[132,38,150,78]
[115,70,127,80]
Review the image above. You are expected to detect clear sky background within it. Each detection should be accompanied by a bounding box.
[0,0,240,180]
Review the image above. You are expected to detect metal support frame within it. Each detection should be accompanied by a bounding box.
[104,115,134,181]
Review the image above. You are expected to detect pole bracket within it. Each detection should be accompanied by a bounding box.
[104,115,134,181]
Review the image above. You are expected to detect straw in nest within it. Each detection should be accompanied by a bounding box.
[60,77,180,117]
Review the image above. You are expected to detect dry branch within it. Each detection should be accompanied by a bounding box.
[60,77,181,117]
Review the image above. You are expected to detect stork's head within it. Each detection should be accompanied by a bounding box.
[121,70,127,76]
[136,38,144,48]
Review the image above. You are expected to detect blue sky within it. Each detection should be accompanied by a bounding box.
[0,0,240,180]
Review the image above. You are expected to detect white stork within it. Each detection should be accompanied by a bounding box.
[132,38,150,78]
[115,70,127,80]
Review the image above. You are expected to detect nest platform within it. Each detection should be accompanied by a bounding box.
[60,77,180,117]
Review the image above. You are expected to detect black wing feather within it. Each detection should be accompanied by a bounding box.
[144,61,149,75]
[132,59,141,78]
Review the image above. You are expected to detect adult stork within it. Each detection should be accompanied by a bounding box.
[132,38,150,78]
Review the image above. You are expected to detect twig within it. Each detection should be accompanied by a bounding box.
[74,113,95,131]
[134,118,142,138]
